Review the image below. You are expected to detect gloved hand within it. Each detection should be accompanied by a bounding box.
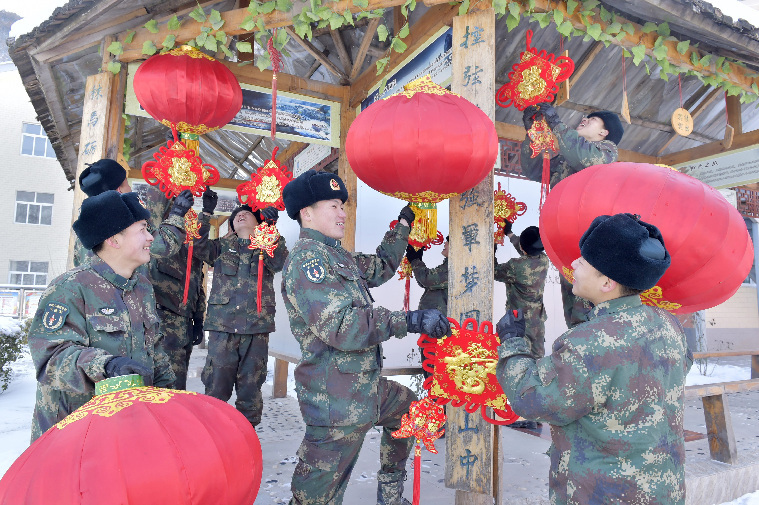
[406,309,451,338]
[104,356,153,386]
[522,104,541,130]
[538,102,560,129]
[191,318,205,346]
[169,190,194,217]
[260,206,279,224]
[406,244,424,263]
[202,187,218,215]
[503,220,513,236]
[496,309,526,342]
[398,205,415,227]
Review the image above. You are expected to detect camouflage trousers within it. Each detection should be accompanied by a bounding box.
[290,378,416,505]
[201,331,268,427]
[157,307,194,390]
[560,276,592,329]
[524,318,546,360]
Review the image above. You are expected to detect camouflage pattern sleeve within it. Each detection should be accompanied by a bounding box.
[143,185,172,233]
[191,212,223,265]
[284,248,407,350]
[412,259,447,290]
[493,256,515,284]
[262,236,288,273]
[151,328,177,388]
[28,279,111,394]
[73,238,89,268]
[352,223,410,288]
[149,213,186,259]
[520,135,544,183]
[553,122,619,172]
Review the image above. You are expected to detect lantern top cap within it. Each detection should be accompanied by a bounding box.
[95,374,145,395]
[388,75,459,100]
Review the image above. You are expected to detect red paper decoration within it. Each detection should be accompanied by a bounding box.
[419,318,519,425]
[493,182,527,245]
[495,30,574,111]
[0,380,262,505]
[141,138,220,198]
[236,147,293,211]
[248,222,281,313]
[540,162,754,313]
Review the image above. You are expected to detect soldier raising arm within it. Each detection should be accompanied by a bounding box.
[281,170,450,505]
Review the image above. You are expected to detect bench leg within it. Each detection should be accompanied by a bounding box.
[752,355,758,379]
[701,394,737,464]
[272,358,289,399]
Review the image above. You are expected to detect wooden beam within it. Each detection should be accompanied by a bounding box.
[569,41,603,88]
[656,87,722,155]
[338,88,358,252]
[726,95,743,135]
[350,3,459,108]
[330,29,353,76]
[284,26,349,83]
[393,6,405,35]
[228,137,264,179]
[658,128,759,166]
[702,394,738,464]
[219,60,345,101]
[350,18,382,81]
[305,51,327,79]
[202,135,253,176]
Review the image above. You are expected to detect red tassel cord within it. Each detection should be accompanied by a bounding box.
[539,151,551,210]
[257,251,264,314]
[412,444,421,505]
[182,209,202,305]
[182,242,193,305]
[268,32,282,140]
[403,276,411,312]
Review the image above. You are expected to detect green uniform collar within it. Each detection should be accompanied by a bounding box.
[589,294,642,320]
[89,255,139,292]
[299,228,341,249]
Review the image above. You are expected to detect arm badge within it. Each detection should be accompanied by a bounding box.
[301,258,326,283]
[42,303,69,332]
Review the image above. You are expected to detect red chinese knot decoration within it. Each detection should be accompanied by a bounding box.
[493,182,527,245]
[236,147,293,211]
[248,222,281,313]
[540,162,755,313]
[528,116,559,209]
[420,318,519,425]
[495,30,575,111]
[141,139,220,198]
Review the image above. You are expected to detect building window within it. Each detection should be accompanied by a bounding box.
[15,191,54,225]
[9,261,48,287]
[21,123,56,158]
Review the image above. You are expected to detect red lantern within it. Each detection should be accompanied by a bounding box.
[133,46,242,136]
[0,376,262,505]
[540,162,754,313]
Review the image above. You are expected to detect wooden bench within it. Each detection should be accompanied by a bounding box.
[685,349,759,464]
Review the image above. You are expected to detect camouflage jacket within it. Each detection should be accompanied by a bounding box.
[28,255,175,441]
[496,295,694,505]
[494,234,548,337]
[193,212,288,334]
[281,225,409,427]
[411,258,448,315]
[521,121,618,187]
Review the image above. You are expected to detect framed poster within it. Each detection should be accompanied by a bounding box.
[0,291,20,317]
[24,291,43,318]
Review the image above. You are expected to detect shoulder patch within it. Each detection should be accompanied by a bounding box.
[301,258,326,283]
[42,303,69,332]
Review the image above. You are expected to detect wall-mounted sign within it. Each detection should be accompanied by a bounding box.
[293,144,333,177]
[0,291,20,317]
[674,144,759,189]
[24,291,43,318]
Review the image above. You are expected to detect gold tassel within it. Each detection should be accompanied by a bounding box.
[179,131,200,156]
[409,202,437,249]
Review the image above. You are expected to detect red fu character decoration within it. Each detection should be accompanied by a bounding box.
[391,397,446,505]
[236,147,293,212]
[493,182,527,244]
[248,223,281,313]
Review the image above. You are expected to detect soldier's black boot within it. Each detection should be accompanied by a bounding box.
[376,470,411,505]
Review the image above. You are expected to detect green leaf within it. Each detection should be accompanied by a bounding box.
[553,9,563,26]
[209,9,225,30]
[343,9,354,26]
[220,44,233,58]
[142,40,158,56]
[622,23,634,35]
[599,6,611,23]
[201,26,212,33]
[317,19,330,28]
[238,60,253,66]
[124,30,136,43]
[215,31,227,42]
[256,17,266,32]
[657,22,670,37]
[398,23,409,38]
[507,2,520,17]
[187,39,197,47]
[107,61,122,74]
[294,17,312,38]
[641,22,657,33]
[690,52,699,66]
[237,41,253,52]
[567,0,578,15]
[493,0,507,17]
[107,41,123,56]
[256,53,271,71]
[276,0,293,11]
[204,36,218,52]
[659,68,669,81]
[458,0,470,17]
[168,15,181,30]
[723,61,732,74]
[353,0,369,7]
[240,14,257,31]
[506,13,519,31]
[652,43,667,60]
[376,56,389,75]
[121,113,131,126]
[622,48,631,57]
[644,62,651,75]
[676,40,689,55]
[582,0,599,11]
[196,32,208,46]
[699,54,711,67]
[162,34,176,49]
[377,24,389,42]
[144,19,159,34]
[631,44,646,66]
[606,21,621,35]
[189,6,207,23]
[586,23,602,40]
[391,37,408,53]
[534,13,550,29]
[379,75,388,94]
[275,28,289,49]
[329,12,344,30]
[557,20,573,37]
[315,6,333,19]
[260,1,277,14]
[715,56,725,68]
[247,2,260,15]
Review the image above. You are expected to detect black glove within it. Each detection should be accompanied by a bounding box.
[169,190,194,217]
[406,244,424,263]
[202,187,218,215]
[406,309,451,339]
[398,205,415,226]
[260,206,279,224]
[496,309,526,342]
[191,318,205,346]
[538,102,560,130]
[522,104,541,130]
[503,220,513,236]
[104,356,153,386]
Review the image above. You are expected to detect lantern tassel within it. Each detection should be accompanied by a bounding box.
[268,32,282,141]
[182,242,193,305]
[404,276,410,312]
[409,202,437,247]
[539,151,550,210]
[412,444,421,505]
[257,252,264,313]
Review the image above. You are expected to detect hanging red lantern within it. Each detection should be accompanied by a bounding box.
[540,162,754,313]
[0,376,262,505]
[346,75,498,248]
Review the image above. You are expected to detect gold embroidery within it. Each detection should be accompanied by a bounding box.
[640,285,682,312]
[169,157,198,187]
[257,175,282,203]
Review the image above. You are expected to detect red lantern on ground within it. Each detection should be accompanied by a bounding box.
[540,162,754,313]
[0,376,262,505]
[346,75,498,247]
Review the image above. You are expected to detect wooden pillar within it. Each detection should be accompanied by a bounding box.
[338,87,358,252]
[272,358,289,398]
[702,394,738,464]
[751,354,758,380]
[726,95,743,135]
[448,8,497,504]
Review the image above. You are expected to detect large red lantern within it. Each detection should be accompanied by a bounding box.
[540,162,754,313]
[0,376,263,505]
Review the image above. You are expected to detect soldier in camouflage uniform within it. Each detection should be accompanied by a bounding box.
[496,214,693,505]
[29,191,176,441]
[192,195,288,428]
[521,104,623,328]
[281,170,450,505]
[143,185,209,390]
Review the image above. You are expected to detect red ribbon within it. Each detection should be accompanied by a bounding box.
[257,252,264,314]
[539,151,551,210]
[183,242,193,305]
[412,444,421,505]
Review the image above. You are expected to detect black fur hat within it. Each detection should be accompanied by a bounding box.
[588,111,624,145]
[579,213,670,290]
[73,191,151,249]
[520,226,544,256]
[229,205,262,232]
[79,159,127,197]
[283,170,348,220]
